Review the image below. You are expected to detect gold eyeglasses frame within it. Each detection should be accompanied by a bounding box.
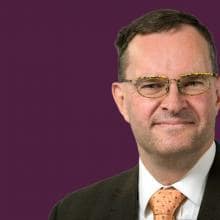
[120,72,217,98]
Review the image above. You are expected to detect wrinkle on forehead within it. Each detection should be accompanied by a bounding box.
[125,25,212,78]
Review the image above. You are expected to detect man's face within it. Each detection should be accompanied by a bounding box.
[112,25,220,160]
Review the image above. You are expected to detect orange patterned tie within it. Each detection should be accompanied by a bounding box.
[149,187,186,220]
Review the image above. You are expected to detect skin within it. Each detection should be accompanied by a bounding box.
[112,25,220,185]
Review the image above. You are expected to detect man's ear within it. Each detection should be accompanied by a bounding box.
[112,82,130,123]
[215,75,220,115]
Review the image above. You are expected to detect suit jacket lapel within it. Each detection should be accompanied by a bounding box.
[107,166,139,220]
[101,143,220,220]
[197,143,220,220]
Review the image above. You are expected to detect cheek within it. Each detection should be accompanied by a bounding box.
[125,95,159,125]
[189,94,218,123]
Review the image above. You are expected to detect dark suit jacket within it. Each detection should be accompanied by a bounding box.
[49,144,220,220]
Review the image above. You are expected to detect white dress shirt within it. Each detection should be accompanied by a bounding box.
[138,142,216,220]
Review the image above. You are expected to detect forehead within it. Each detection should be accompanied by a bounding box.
[126,25,211,78]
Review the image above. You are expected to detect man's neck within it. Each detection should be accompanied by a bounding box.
[139,145,211,185]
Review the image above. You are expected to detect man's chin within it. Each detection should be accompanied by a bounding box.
[146,136,198,157]
[146,145,196,160]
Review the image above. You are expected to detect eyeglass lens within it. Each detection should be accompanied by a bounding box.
[137,74,212,97]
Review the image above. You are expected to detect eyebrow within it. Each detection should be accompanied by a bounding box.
[138,72,215,79]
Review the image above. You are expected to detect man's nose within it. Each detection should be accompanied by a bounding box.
[160,81,188,113]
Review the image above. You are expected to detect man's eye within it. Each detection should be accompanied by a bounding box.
[183,79,205,87]
[140,82,165,89]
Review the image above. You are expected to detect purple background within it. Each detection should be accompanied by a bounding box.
[4,1,220,219]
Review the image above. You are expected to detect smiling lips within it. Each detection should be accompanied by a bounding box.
[152,111,197,127]
[153,120,194,126]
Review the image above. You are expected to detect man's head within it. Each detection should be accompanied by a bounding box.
[115,9,218,82]
[112,9,220,165]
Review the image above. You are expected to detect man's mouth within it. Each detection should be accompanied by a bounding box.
[153,120,194,125]
[152,120,195,128]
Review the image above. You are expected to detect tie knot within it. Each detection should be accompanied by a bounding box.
[149,187,186,220]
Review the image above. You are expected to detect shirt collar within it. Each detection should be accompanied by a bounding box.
[173,142,216,205]
[138,142,216,216]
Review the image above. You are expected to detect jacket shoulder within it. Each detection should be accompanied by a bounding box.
[49,166,138,220]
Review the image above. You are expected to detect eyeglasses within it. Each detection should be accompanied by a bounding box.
[120,73,217,98]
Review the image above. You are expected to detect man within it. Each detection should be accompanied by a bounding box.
[49,9,220,220]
